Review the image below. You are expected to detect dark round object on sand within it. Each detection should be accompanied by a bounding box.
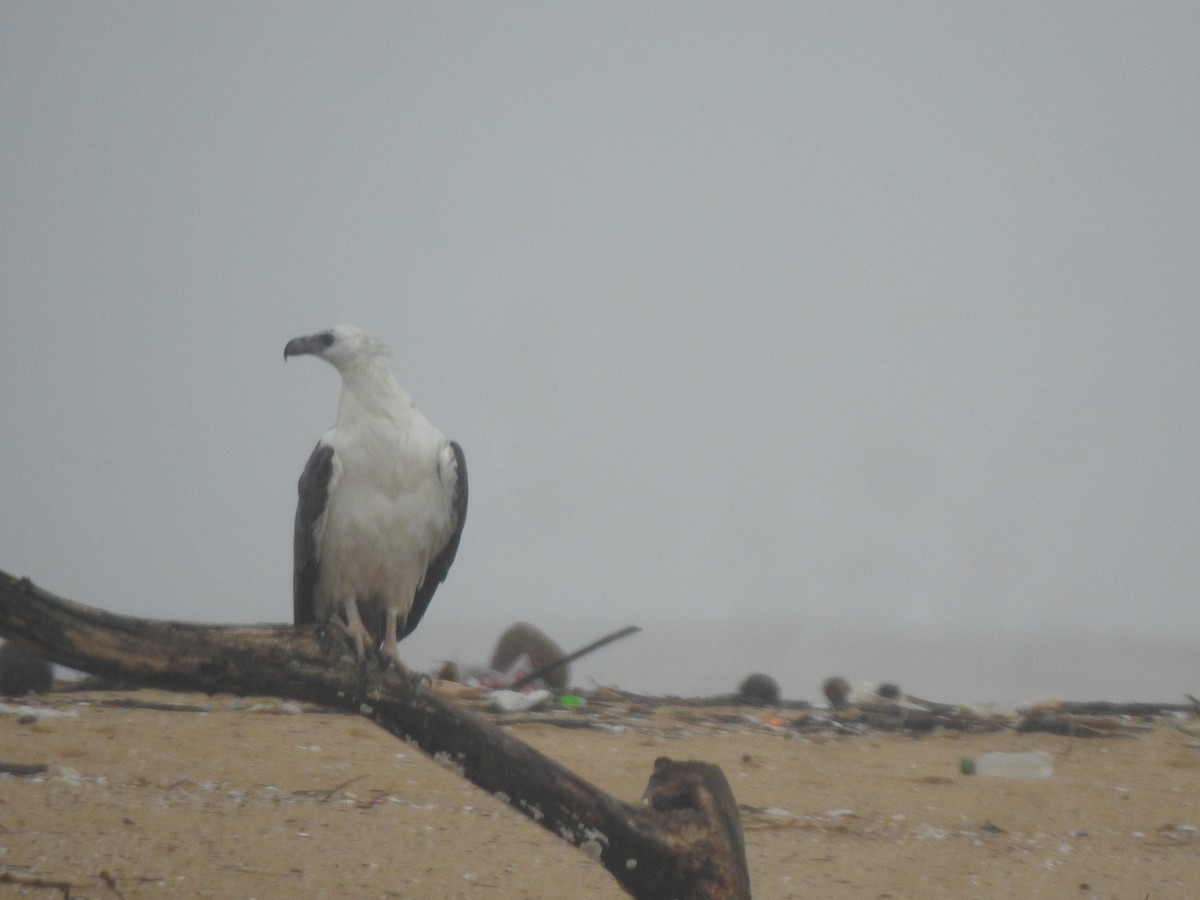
[822,675,851,709]
[0,641,54,696]
[490,622,569,690]
[737,673,781,706]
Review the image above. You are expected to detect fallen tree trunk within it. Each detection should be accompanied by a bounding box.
[0,569,750,899]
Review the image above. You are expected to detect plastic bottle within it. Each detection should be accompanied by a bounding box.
[960,750,1053,778]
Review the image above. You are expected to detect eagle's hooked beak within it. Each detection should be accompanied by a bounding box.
[284,333,329,361]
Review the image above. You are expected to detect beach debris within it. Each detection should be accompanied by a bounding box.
[822,676,851,709]
[961,750,1053,778]
[736,673,781,706]
[1015,699,1191,737]
[508,624,641,691]
[489,688,553,713]
[0,760,49,777]
[99,697,215,713]
[246,700,304,715]
[101,870,128,900]
[0,871,74,898]
[429,678,484,700]
[491,622,570,690]
[640,757,751,898]
[1019,711,1151,737]
[61,672,143,691]
[0,701,78,720]
[0,639,54,695]
[1152,822,1200,844]
[822,676,905,709]
[1028,698,1199,716]
[460,663,515,690]
[738,804,804,831]
[847,680,902,705]
[519,684,1195,739]
[317,774,367,803]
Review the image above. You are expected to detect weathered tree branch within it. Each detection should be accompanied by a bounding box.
[0,569,750,899]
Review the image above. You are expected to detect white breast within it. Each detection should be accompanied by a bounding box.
[316,415,455,621]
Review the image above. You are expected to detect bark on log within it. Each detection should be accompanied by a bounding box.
[0,569,750,900]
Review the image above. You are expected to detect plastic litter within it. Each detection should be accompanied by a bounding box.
[488,689,552,713]
[961,750,1053,778]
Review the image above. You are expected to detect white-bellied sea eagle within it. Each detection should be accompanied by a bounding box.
[284,325,467,664]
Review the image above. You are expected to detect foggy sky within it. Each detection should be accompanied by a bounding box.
[3,4,1197,701]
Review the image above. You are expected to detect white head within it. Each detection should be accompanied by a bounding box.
[284,325,390,373]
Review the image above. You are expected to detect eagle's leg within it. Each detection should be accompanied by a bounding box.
[332,596,373,661]
[380,609,403,667]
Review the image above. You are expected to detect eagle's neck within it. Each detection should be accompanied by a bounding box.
[335,357,417,428]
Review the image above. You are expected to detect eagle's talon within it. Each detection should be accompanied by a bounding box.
[400,669,429,700]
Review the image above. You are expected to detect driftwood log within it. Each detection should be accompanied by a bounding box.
[0,569,750,899]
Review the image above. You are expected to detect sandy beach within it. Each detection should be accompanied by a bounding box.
[2,688,1199,899]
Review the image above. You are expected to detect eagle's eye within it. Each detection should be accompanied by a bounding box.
[318,331,336,348]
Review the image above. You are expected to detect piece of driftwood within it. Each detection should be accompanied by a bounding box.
[0,760,49,777]
[597,686,814,711]
[1017,712,1152,737]
[1047,700,1196,716]
[0,871,73,898]
[0,569,749,900]
[642,757,751,894]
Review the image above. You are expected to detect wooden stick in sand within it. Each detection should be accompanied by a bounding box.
[508,624,641,690]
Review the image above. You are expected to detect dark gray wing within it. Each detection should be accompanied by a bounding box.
[294,442,335,626]
[402,440,467,640]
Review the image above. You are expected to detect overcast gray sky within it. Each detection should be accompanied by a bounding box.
[3,4,1197,702]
